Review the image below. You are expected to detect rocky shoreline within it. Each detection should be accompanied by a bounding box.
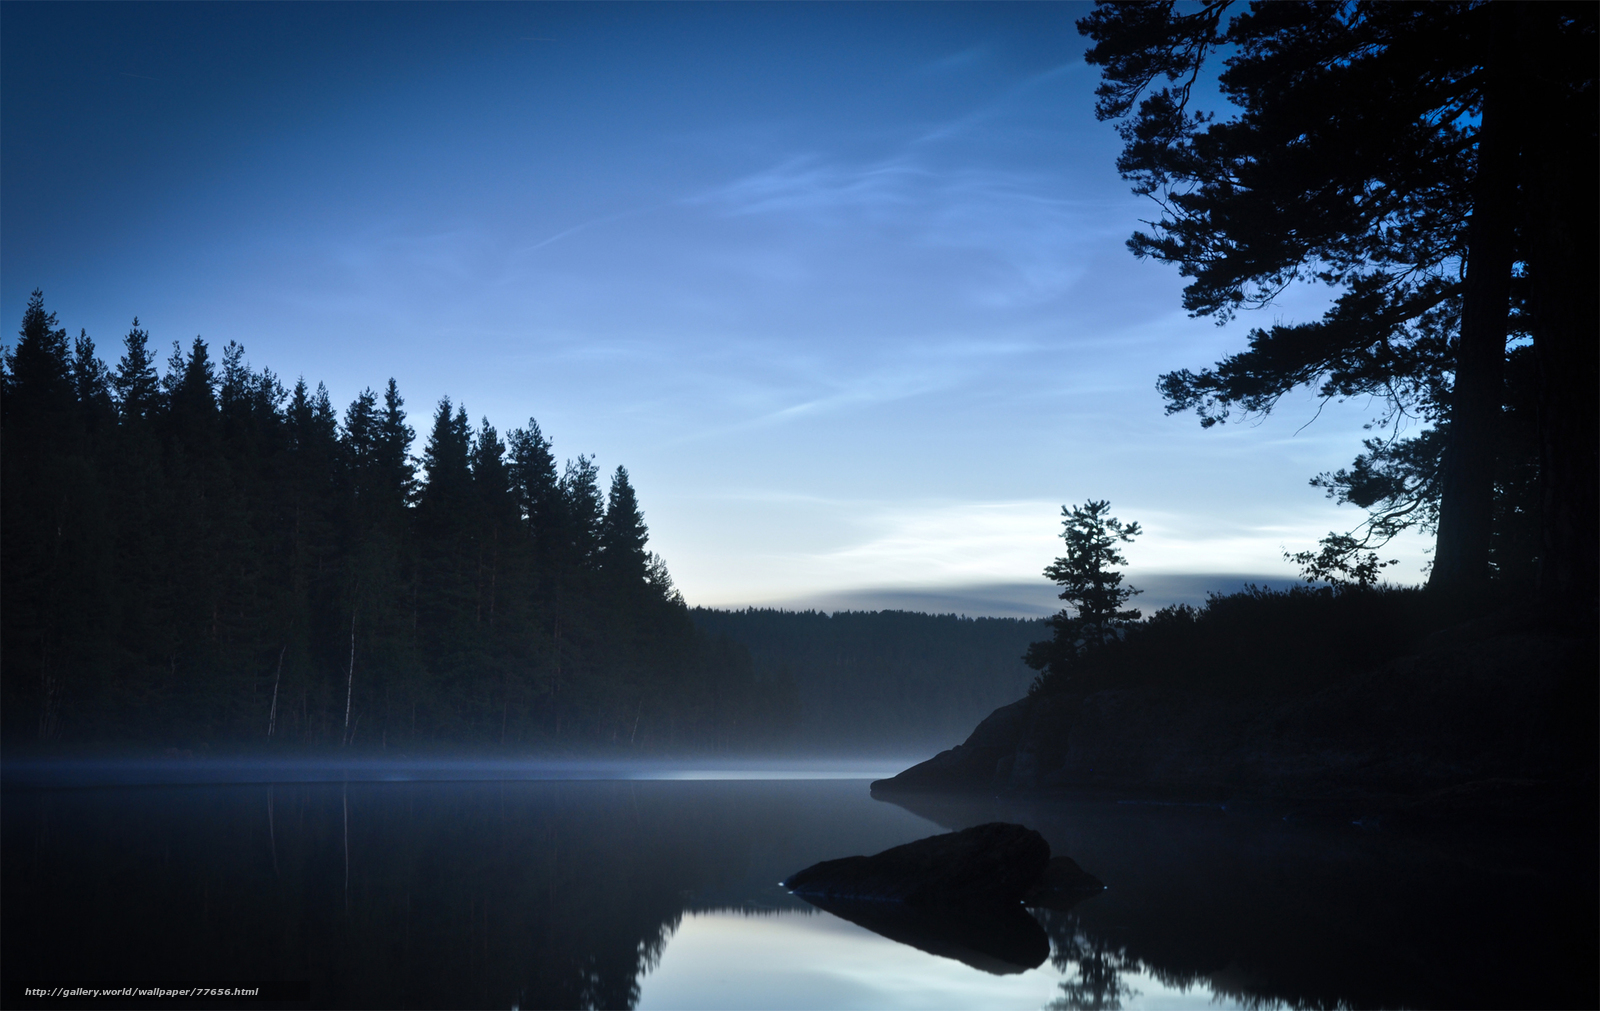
[872,624,1597,825]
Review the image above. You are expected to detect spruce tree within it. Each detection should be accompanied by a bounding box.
[111,319,161,423]
[1,291,81,738]
[344,389,381,491]
[470,418,517,629]
[471,419,512,520]
[71,330,116,432]
[508,419,563,561]
[599,466,650,587]
[419,398,473,508]
[378,379,416,511]
[562,455,604,570]
[165,338,220,452]
[4,290,74,425]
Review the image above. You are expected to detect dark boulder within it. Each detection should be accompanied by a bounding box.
[782,822,1051,906]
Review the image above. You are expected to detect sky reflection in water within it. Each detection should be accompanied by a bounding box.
[640,909,1234,1011]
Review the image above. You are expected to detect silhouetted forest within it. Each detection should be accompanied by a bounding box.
[1031,583,1442,698]
[1,292,796,751]
[690,609,1041,753]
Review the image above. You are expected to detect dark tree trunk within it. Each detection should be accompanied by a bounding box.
[1430,12,1518,594]
[1519,6,1600,621]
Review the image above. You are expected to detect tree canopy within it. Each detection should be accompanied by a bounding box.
[1081,1,1596,607]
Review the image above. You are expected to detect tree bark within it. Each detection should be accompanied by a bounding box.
[1430,9,1518,594]
[1519,6,1600,620]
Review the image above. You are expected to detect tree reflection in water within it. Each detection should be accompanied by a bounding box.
[1033,911,1138,1011]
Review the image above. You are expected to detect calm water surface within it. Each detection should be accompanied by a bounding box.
[3,762,1594,1009]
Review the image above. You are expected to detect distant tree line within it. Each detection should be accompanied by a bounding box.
[1,292,796,750]
[690,608,1042,753]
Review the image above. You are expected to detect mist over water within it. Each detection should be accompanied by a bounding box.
[0,756,920,789]
[5,762,1593,1010]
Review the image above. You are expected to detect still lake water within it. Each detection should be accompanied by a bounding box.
[3,760,1595,1009]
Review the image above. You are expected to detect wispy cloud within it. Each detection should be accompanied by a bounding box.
[908,47,987,79]
[909,60,1080,146]
[684,152,1120,312]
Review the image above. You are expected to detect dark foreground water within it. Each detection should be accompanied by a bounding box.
[3,761,1595,1010]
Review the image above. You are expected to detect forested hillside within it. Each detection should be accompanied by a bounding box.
[690,608,1042,753]
[1,292,796,752]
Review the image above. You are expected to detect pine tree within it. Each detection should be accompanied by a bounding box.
[71,330,116,432]
[1025,500,1142,686]
[1,292,109,738]
[344,388,381,494]
[471,419,512,520]
[470,418,516,628]
[1079,2,1597,601]
[599,466,650,587]
[4,289,74,425]
[165,338,219,451]
[419,398,473,508]
[508,419,563,561]
[562,455,604,571]
[378,379,416,511]
[413,397,478,671]
[111,319,162,423]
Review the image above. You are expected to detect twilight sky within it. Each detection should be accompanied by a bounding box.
[1,2,1432,615]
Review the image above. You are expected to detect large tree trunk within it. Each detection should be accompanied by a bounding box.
[1519,6,1599,621]
[1429,10,1518,594]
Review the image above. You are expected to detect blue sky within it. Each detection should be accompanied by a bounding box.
[1,2,1432,615]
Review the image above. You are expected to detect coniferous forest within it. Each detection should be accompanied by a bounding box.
[1,292,798,752]
[690,608,1041,754]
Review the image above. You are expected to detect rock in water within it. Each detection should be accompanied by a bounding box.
[782,822,1051,906]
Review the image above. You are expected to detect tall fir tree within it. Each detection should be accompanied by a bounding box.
[599,466,650,588]
[111,319,162,423]
[562,455,604,571]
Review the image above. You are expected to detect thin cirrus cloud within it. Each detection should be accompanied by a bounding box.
[684,154,1118,312]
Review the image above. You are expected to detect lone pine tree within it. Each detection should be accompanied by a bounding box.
[1025,500,1143,685]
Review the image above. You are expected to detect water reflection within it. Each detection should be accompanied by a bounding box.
[796,895,1050,975]
[3,778,932,1010]
[1037,920,1139,1011]
[636,909,1224,1011]
[878,791,1598,1011]
[3,774,1594,1009]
